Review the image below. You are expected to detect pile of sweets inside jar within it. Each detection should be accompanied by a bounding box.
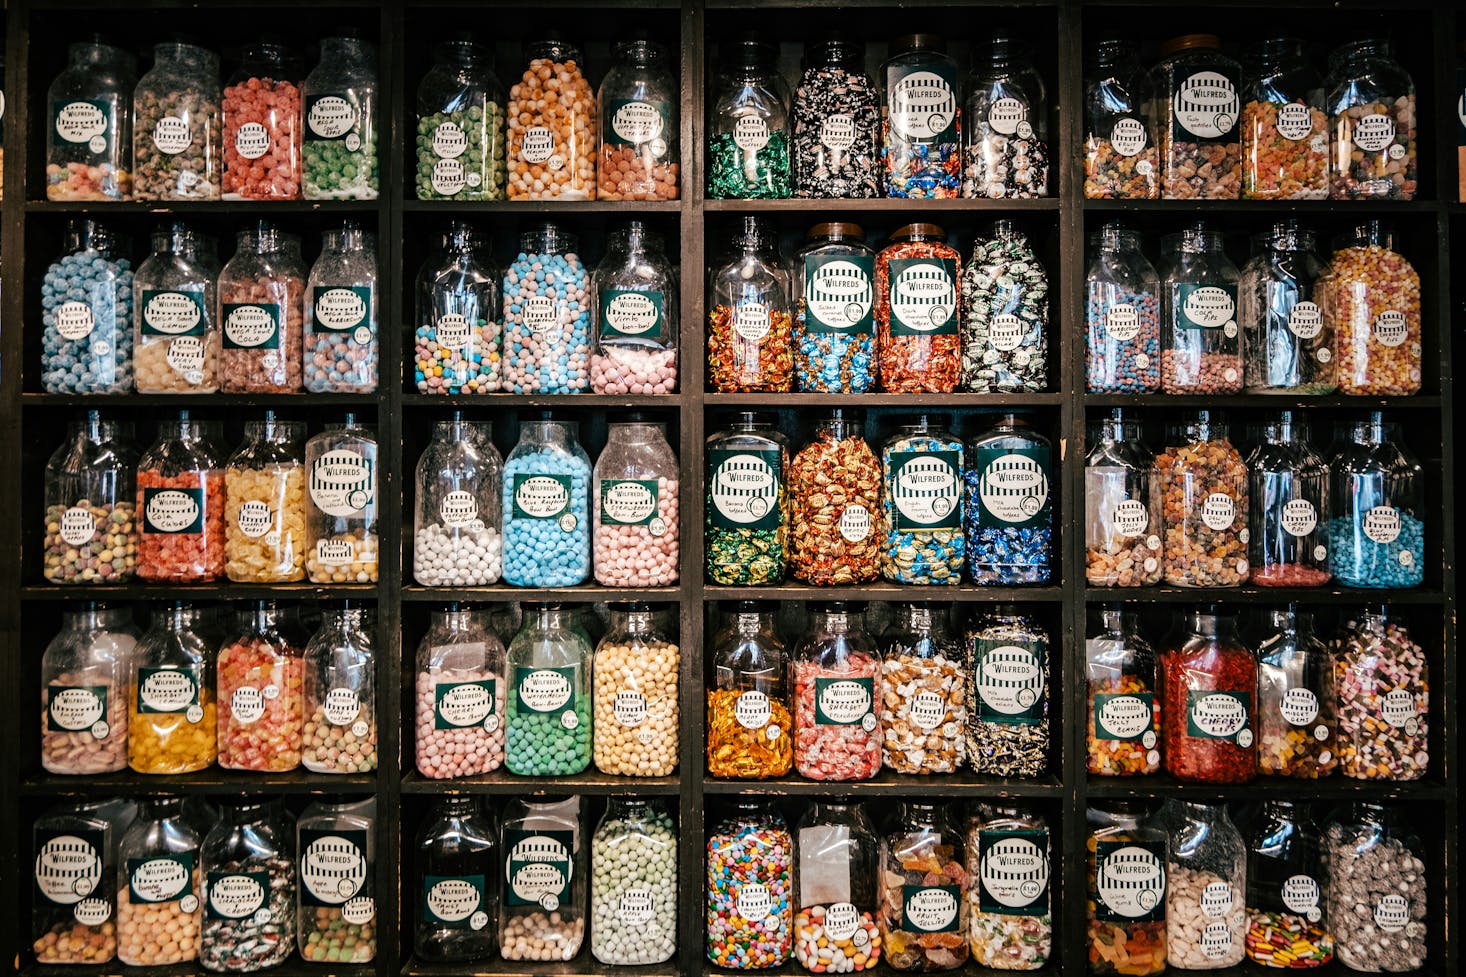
[874,239,962,393]
[507,51,597,200]
[216,634,304,772]
[199,856,294,970]
[1323,824,1426,971]
[1166,864,1246,968]
[590,805,678,965]
[129,674,217,774]
[1325,508,1424,589]
[33,917,116,965]
[1162,650,1257,785]
[878,645,966,775]
[878,842,969,970]
[1316,241,1422,397]
[960,228,1048,393]
[41,245,135,395]
[1086,674,1161,777]
[884,118,960,200]
[708,299,795,393]
[223,74,302,200]
[224,465,305,583]
[44,498,139,584]
[1084,126,1159,200]
[501,246,592,393]
[301,690,377,774]
[1333,617,1428,781]
[965,622,1050,778]
[137,468,226,583]
[1257,686,1335,780]
[963,109,1049,201]
[597,111,678,202]
[116,863,202,966]
[500,912,585,963]
[789,429,882,586]
[1158,105,1241,200]
[792,60,880,198]
[879,430,964,585]
[1156,436,1249,588]
[413,519,502,586]
[592,633,680,777]
[706,687,794,778]
[792,653,882,781]
[705,482,786,587]
[414,666,505,779]
[706,812,794,968]
[506,672,592,776]
[501,446,591,587]
[416,103,506,200]
[708,125,791,200]
[1331,94,1418,200]
[303,94,377,201]
[41,675,129,774]
[793,904,881,972]
[962,454,1053,586]
[1241,98,1328,200]
[134,79,219,202]
[221,267,304,394]
[1244,910,1333,969]
[299,904,374,963]
[1086,282,1160,394]
[593,478,680,587]
[590,344,677,396]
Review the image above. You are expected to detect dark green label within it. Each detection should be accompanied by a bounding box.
[803,254,874,334]
[887,258,958,336]
[1094,839,1166,923]
[435,679,499,730]
[312,285,372,333]
[143,486,205,535]
[51,98,114,154]
[889,449,962,530]
[978,828,1049,916]
[1094,693,1155,741]
[514,665,578,716]
[975,639,1046,725]
[34,827,104,907]
[46,685,108,733]
[128,852,195,904]
[1170,68,1240,143]
[422,874,484,926]
[222,303,282,350]
[901,884,962,932]
[972,446,1050,530]
[600,479,660,527]
[505,828,573,907]
[605,98,669,147]
[600,288,665,341]
[136,666,202,714]
[1177,282,1239,330]
[299,829,368,908]
[708,448,781,531]
[813,676,875,727]
[1186,690,1252,743]
[206,869,270,919]
[887,64,958,145]
[140,289,207,337]
[512,473,573,522]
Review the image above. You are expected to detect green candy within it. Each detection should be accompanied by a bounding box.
[416,104,507,201]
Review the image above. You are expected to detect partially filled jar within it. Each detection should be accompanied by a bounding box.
[1326,414,1423,588]
[708,37,791,199]
[305,417,379,584]
[224,415,306,583]
[1247,413,1330,587]
[1240,221,1334,394]
[134,223,219,394]
[706,602,793,779]
[1085,411,1162,588]
[41,604,138,774]
[876,223,961,393]
[1160,223,1241,394]
[708,216,794,393]
[43,412,139,584]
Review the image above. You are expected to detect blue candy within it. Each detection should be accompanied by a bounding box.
[502,447,592,587]
[41,250,135,394]
[1326,511,1425,589]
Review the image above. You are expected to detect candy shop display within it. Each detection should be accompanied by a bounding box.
[219,224,306,394]
[882,35,961,198]
[415,222,500,395]
[706,602,794,779]
[1083,40,1158,199]
[296,798,375,963]
[1323,804,1427,972]
[879,603,965,774]
[794,222,877,393]
[1241,40,1329,200]
[1246,800,1333,969]
[964,415,1053,585]
[962,37,1049,199]
[414,796,498,962]
[965,608,1050,778]
[43,413,139,584]
[1316,222,1422,397]
[47,40,135,201]
[706,802,793,968]
[221,42,301,200]
[794,800,882,973]
[41,605,136,775]
[1333,608,1428,781]
[415,39,506,201]
[593,420,678,587]
[414,605,506,779]
[199,800,295,972]
[32,798,135,964]
[1156,800,1246,968]
[789,411,882,586]
[1326,414,1424,588]
[128,603,218,774]
[499,796,586,961]
[1325,40,1417,200]
[592,603,680,776]
[506,605,592,776]
[508,37,597,200]
[708,216,794,393]
[134,223,219,394]
[302,603,377,774]
[1152,35,1242,199]
[592,222,678,394]
[793,602,882,781]
[880,417,964,585]
[709,37,790,199]
[1087,802,1167,976]
[224,417,306,583]
[878,801,969,971]
[301,36,378,200]
[792,37,881,198]
[304,418,379,584]
[414,417,503,586]
[591,798,678,965]
[305,222,379,393]
[131,42,220,201]
[706,413,789,585]
[215,601,304,772]
[41,220,135,395]
[1085,413,1162,588]
[597,40,678,200]
[876,224,961,393]
[117,796,203,966]
[1160,607,1257,784]
[1247,413,1330,587]
[1161,223,1242,394]
[1156,412,1249,588]
[959,221,1048,393]
[502,419,592,587]
[1086,224,1161,393]
[137,417,227,583]
[1086,606,1161,777]
[1256,606,1337,779]
[1241,222,1334,394]
[502,223,592,393]
[966,805,1052,970]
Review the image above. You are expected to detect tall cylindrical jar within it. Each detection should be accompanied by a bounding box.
[199,800,295,972]
[1256,605,1336,779]
[219,223,307,393]
[117,796,202,966]
[706,802,794,968]
[879,603,965,775]
[792,603,882,782]
[41,220,135,395]
[1085,411,1161,588]
[1086,802,1167,976]
[960,220,1048,393]
[1326,414,1423,588]
[415,221,500,395]
[215,600,304,772]
[789,411,882,586]
[1161,223,1241,394]
[592,222,678,394]
[224,416,306,583]
[1083,40,1158,200]
[965,607,1051,778]
[296,798,376,962]
[964,414,1054,585]
[414,796,497,962]
[597,39,678,200]
[1240,221,1334,394]
[592,603,680,776]
[882,35,961,199]
[1085,224,1161,393]
[506,605,592,775]
[1241,39,1328,200]
[708,216,794,393]
[879,801,969,971]
[414,416,503,586]
[1317,222,1421,397]
[301,36,378,200]
[47,39,136,200]
[962,36,1049,199]
[794,222,877,393]
[1151,35,1242,199]
[793,800,881,973]
[305,222,379,393]
[499,796,587,960]
[415,39,506,201]
[415,605,506,780]
[134,223,220,394]
[44,413,139,584]
[966,805,1052,970]
[1246,801,1333,968]
[880,415,964,585]
[705,413,788,585]
[706,602,793,779]
[303,602,377,775]
[1086,606,1161,777]
[875,223,962,393]
[502,223,591,393]
[502,418,592,587]
[1157,800,1246,969]
[708,37,790,199]
[137,416,227,583]
[132,42,220,201]
[591,798,678,965]
[221,42,302,200]
[1160,607,1257,784]
[1247,413,1330,587]
[128,603,218,774]
[41,604,137,774]
[1156,412,1249,588]
[1326,41,1417,200]
[1332,608,1428,782]
[792,36,880,199]
[305,417,379,584]
[507,37,597,200]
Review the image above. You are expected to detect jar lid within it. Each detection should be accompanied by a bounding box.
[1090,37,1139,67]
[890,222,945,243]
[727,34,776,69]
[891,34,945,55]
[808,222,864,241]
[804,33,862,68]
[1159,34,1221,57]
[729,410,776,428]
[974,35,1032,68]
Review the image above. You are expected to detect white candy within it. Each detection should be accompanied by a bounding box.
[413,523,503,586]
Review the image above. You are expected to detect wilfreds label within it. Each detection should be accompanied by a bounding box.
[975,448,1050,529]
[436,679,498,729]
[1288,301,1323,339]
[736,882,772,921]
[734,690,772,729]
[423,875,484,926]
[733,301,771,341]
[601,289,664,341]
[709,449,780,530]
[1375,893,1410,932]
[47,685,107,734]
[1094,692,1154,741]
[609,99,666,145]
[235,122,270,159]
[223,304,281,349]
[513,473,572,522]
[54,99,109,149]
[1353,113,1396,152]
[1094,841,1165,922]
[300,829,368,907]
[310,449,375,517]
[1280,688,1320,726]
[1179,284,1237,330]
[889,66,957,143]
[820,114,857,152]
[1374,310,1409,347]
[129,853,193,904]
[506,829,573,908]
[1187,690,1251,742]
[1363,505,1402,544]
[890,449,961,530]
[521,126,555,163]
[1105,303,1141,341]
[307,94,357,140]
[600,479,659,527]
[814,676,875,728]
[323,687,362,726]
[989,313,1025,351]
[1113,499,1149,538]
[432,121,468,159]
[60,505,99,545]
[888,258,958,335]
[432,156,467,195]
[440,490,480,528]
[1110,117,1147,156]
[56,301,97,340]
[1201,492,1237,531]
[1283,875,1322,920]
[823,902,860,941]
[976,641,1045,724]
[1381,687,1416,728]
[152,115,192,154]
[1282,499,1318,537]
[231,686,266,725]
[733,116,770,151]
[909,690,948,729]
[312,286,372,336]
[1172,70,1240,140]
[137,666,201,714]
[979,829,1049,915]
[901,885,960,932]
[1277,103,1315,141]
[141,290,206,336]
[206,870,268,919]
[803,255,874,333]
[618,887,657,925]
[34,830,103,906]
[987,96,1028,135]
[515,666,576,714]
[144,487,204,534]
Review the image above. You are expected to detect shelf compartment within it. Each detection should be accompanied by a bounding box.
[706,584,1065,602]
[703,198,1061,213]
[1084,774,1450,801]
[706,393,1064,407]
[1083,586,1448,604]
[20,583,381,601]
[24,199,381,215]
[403,585,680,603]
[1083,394,1443,410]
[401,393,681,408]
[22,392,382,409]
[400,770,680,796]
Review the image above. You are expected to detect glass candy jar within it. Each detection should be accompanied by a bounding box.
[499,796,587,961]
[117,796,203,966]
[794,222,877,393]
[793,800,882,973]
[1085,411,1161,588]
[1161,223,1242,394]
[41,604,138,774]
[792,36,881,199]
[506,605,592,776]
[506,36,597,200]
[1083,40,1159,200]
[597,40,678,200]
[789,411,882,586]
[706,602,793,779]
[296,798,376,962]
[593,420,679,587]
[1086,802,1167,976]
[137,416,227,583]
[503,223,592,393]
[414,222,500,395]
[705,413,789,585]
[1256,605,1336,778]
[592,603,680,777]
[414,417,503,586]
[1160,607,1257,784]
[882,34,961,199]
[199,800,295,972]
[878,801,969,972]
[224,416,306,583]
[960,221,1048,393]
[792,602,882,781]
[1322,804,1427,971]
[591,798,678,965]
[502,418,592,587]
[41,220,135,395]
[305,418,379,584]
[880,415,964,585]
[966,805,1052,970]
[1332,608,1428,782]
[1156,801,1246,969]
[879,603,965,775]
[1085,224,1161,393]
[47,39,136,201]
[132,41,220,201]
[592,222,678,394]
[1326,41,1417,200]
[44,413,139,584]
[216,600,304,772]
[1317,222,1421,397]
[305,222,379,393]
[1156,412,1249,588]
[1247,414,1330,587]
[965,608,1050,778]
[708,217,794,393]
[1241,222,1334,394]
[222,42,302,200]
[414,604,506,779]
[301,36,378,201]
[1151,35,1242,199]
[964,414,1053,585]
[708,37,791,199]
[1241,39,1329,200]
[414,796,497,962]
[415,38,506,201]
[705,802,794,968]
[1086,606,1161,777]
[962,36,1049,199]
[134,223,220,394]
[303,602,377,775]
[219,223,307,393]
[875,223,962,393]
[129,602,218,774]
[1326,414,1423,588]
[1246,800,1333,968]
[31,798,136,964]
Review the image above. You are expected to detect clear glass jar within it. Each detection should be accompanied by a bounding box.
[199,800,295,972]
[129,602,218,774]
[118,796,203,966]
[303,602,377,775]
[1332,608,1428,782]
[1160,607,1257,783]
[706,801,794,968]
[1317,222,1421,397]
[879,801,968,971]
[965,607,1050,778]
[1247,413,1330,587]
[414,416,503,586]
[1084,40,1159,200]
[306,221,379,393]
[414,604,506,779]
[216,600,304,772]
[225,416,306,583]
[41,604,137,774]
[507,36,596,199]
[414,221,499,395]
[1086,224,1161,393]
[598,40,678,200]
[1326,40,1417,200]
[1156,800,1246,968]
[591,798,678,965]
[592,222,678,394]
[789,410,882,585]
[1086,605,1160,777]
[593,603,680,776]
[134,223,220,394]
[222,42,302,200]
[962,36,1049,199]
[880,415,964,585]
[42,220,135,395]
[794,800,881,973]
[705,413,789,585]
[960,221,1048,393]
[1326,415,1423,588]
[219,223,306,393]
[709,216,794,393]
[506,605,592,775]
[1156,412,1249,588]
[1241,39,1328,200]
[707,602,793,778]
[302,36,378,200]
[499,796,586,960]
[966,805,1052,970]
[792,602,881,781]
[137,416,227,582]
[31,798,136,964]
[879,603,964,774]
[296,798,375,963]
[882,34,961,199]
[415,796,497,962]
[133,42,220,201]
[964,414,1054,585]
[1161,223,1241,393]
[1241,222,1334,394]
[1086,802,1167,976]
[502,418,592,586]
[794,222,876,393]
[1246,800,1333,968]
[876,223,962,393]
[503,223,592,393]
[1085,412,1161,588]
[1151,35,1242,199]
[44,413,139,584]
[709,37,790,199]
[1323,804,1427,971]
[1256,605,1336,778]
[415,38,506,201]
[792,36,880,199]
[305,417,379,584]
[47,39,136,201]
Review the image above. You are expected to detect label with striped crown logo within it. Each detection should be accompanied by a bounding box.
[709,449,781,530]
[975,639,1046,725]
[888,258,958,336]
[887,65,958,144]
[34,829,103,906]
[890,449,961,530]
[973,446,1050,529]
[803,255,874,333]
[979,828,1049,915]
[300,829,369,908]
[310,449,375,517]
[1094,839,1166,922]
[505,829,573,909]
[1171,69,1240,142]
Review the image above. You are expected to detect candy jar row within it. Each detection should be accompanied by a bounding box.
[44,412,378,585]
[1084,35,1416,200]
[710,217,1048,395]
[706,411,1054,587]
[32,795,376,969]
[41,600,377,777]
[705,601,1050,782]
[42,219,378,395]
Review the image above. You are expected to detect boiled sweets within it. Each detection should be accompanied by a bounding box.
[706,805,793,969]
[597,40,678,201]
[792,38,880,199]
[502,225,592,394]
[301,37,379,200]
[415,39,507,201]
[960,223,1048,393]
[133,223,220,394]
[594,421,679,587]
[592,606,680,777]
[415,222,502,395]
[41,222,135,395]
[1323,807,1427,972]
[502,420,591,587]
[218,225,306,394]
[880,421,964,586]
[508,39,597,200]
[131,42,220,201]
[224,418,307,584]
[46,40,136,201]
[305,223,379,393]
[221,42,302,200]
[591,800,677,965]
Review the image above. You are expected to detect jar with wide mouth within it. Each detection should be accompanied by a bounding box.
[966,804,1052,970]
[41,603,138,774]
[1325,40,1417,200]
[117,796,202,966]
[1256,605,1336,779]
[303,602,377,774]
[1326,414,1423,588]
[306,221,379,393]
[1155,800,1246,968]
[219,223,306,393]
[592,603,680,776]
[1241,39,1328,200]
[1241,221,1333,394]
[709,36,791,199]
[792,35,880,199]
[962,36,1049,199]
[707,602,793,778]
[592,222,678,394]
[225,415,305,583]
[1086,802,1167,975]
[705,414,789,585]
[503,222,592,393]
[415,221,500,395]
[1086,605,1160,776]
[598,39,678,200]
[794,222,876,393]
[305,417,379,584]
[415,603,506,779]
[1085,411,1161,588]
[882,34,961,199]
[965,607,1050,778]
[1245,800,1333,968]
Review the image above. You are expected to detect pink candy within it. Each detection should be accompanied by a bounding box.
[414,668,506,779]
[793,655,883,782]
[593,477,680,587]
[590,347,678,395]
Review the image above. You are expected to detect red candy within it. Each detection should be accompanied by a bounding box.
[137,469,226,583]
[793,655,882,782]
[223,76,302,200]
[217,634,304,772]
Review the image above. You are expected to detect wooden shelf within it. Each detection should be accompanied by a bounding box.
[704,772,1064,797]
[20,582,381,601]
[400,770,681,795]
[705,584,1065,602]
[21,769,377,796]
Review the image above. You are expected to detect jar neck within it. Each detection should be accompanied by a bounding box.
[141,796,187,820]
[64,602,112,632]
[816,416,862,442]
[611,605,655,636]
[1188,609,1236,640]
[1099,606,1126,634]
[901,802,941,827]
[162,603,205,630]
[521,419,574,445]
[322,606,369,632]
[896,603,946,632]
[434,607,476,632]
[607,422,663,446]
[733,604,774,635]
